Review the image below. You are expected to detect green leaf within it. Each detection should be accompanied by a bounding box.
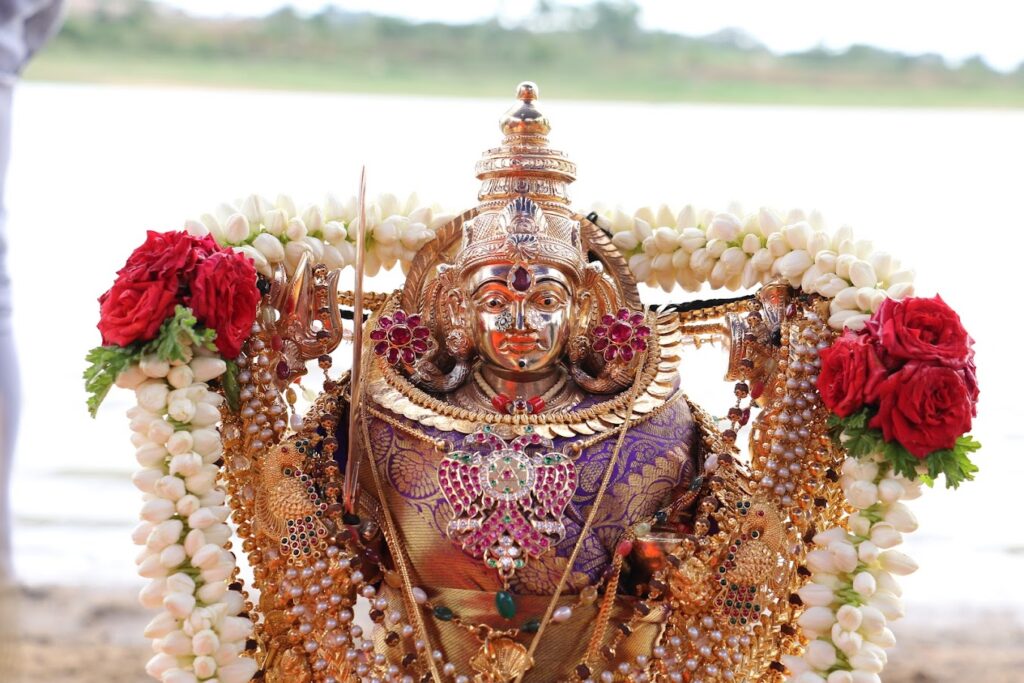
[223,359,241,412]
[142,305,217,362]
[923,435,981,489]
[882,441,922,483]
[83,344,140,417]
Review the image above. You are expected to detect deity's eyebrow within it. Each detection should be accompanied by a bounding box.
[471,278,511,294]
[534,277,570,291]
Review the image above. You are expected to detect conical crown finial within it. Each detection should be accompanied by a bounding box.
[500,81,550,137]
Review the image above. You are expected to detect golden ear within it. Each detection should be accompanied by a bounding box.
[446,287,466,325]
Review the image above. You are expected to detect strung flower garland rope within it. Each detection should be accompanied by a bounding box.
[123,353,259,683]
[88,191,980,683]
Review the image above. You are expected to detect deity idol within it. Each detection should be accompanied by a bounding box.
[207,83,867,683]
[89,72,985,683]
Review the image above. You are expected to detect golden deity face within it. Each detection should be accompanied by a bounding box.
[463,263,575,373]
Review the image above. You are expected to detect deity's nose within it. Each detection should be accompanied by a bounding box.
[515,300,527,330]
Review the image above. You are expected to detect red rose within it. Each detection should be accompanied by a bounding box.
[869,361,974,457]
[98,231,225,347]
[865,295,971,367]
[960,350,980,416]
[97,278,179,347]
[189,251,260,358]
[817,331,888,417]
[116,230,219,283]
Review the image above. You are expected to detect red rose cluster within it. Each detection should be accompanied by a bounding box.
[98,231,260,358]
[818,295,978,458]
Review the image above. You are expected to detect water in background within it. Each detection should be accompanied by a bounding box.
[6,83,1022,613]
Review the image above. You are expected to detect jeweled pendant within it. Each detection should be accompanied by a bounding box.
[470,637,534,683]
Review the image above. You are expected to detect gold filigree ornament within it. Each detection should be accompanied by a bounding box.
[668,556,715,615]
[470,635,535,683]
[254,439,330,563]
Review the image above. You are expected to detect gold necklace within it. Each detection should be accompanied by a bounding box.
[360,354,649,683]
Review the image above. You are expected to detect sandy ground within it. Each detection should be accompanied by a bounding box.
[1,583,1022,682]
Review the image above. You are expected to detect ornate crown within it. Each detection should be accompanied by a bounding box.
[455,82,586,281]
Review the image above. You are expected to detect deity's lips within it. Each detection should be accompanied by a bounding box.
[500,334,541,352]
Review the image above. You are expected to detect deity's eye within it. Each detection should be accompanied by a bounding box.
[483,295,507,311]
[531,289,565,311]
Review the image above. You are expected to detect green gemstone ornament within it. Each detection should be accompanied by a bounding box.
[496,590,517,619]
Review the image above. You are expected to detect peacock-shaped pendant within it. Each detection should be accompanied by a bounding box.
[438,425,577,579]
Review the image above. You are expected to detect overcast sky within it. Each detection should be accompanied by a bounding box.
[158,0,1022,72]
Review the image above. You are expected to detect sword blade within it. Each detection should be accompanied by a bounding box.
[343,167,368,515]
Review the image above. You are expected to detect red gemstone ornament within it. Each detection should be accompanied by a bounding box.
[492,394,513,414]
[591,308,650,362]
[372,309,431,365]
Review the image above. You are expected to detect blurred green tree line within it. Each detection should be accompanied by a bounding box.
[28,0,1024,105]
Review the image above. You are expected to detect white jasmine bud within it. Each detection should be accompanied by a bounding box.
[883,502,919,533]
[224,213,250,244]
[197,581,228,605]
[184,528,206,557]
[190,357,227,382]
[139,578,167,610]
[879,550,918,576]
[853,571,877,598]
[163,591,196,620]
[192,628,220,656]
[153,475,187,502]
[189,402,220,427]
[858,540,880,564]
[163,668,199,683]
[797,582,835,607]
[165,572,196,595]
[797,606,836,637]
[193,655,218,679]
[143,611,179,639]
[147,519,184,551]
[165,430,194,456]
[166,365,194,390]
[132,468,163,494]
[188,507,219,530]
[147,419,175,445]
[218,659,260,683]
[137,381,170,412]
[185,465,218,496]
[169,452,203,478]
[115,364,148,390]
[203,523,232,547]
[140,355,171,379]
[141,497,176,522]
[805,639,837,670]
[145,652,177,679]
[137,554,168,579]
[159,543,187,569]
[175,494,200,517]
[219,616,253,643]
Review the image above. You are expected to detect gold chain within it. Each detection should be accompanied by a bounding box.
[677,298,755,324]
[366,404,449,452]
[337,289,390,312]
[513,354,649,683]
[359,412,445,683]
